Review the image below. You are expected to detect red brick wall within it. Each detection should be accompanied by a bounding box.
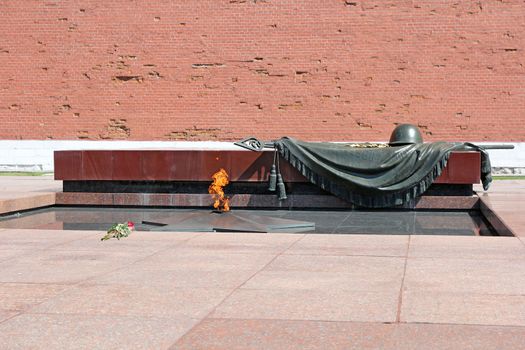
[1,1,524,142]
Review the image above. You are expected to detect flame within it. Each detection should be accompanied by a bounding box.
[208,168,230,211]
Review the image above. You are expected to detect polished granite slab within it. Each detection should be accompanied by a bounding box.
[55,150,481,184]
[0,207,497,236]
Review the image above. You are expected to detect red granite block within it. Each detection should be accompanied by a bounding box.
[228,152,270,181]
[142,151,175,180]
[112,151,143,180]
[54,192,75,205]
[55,192,113,206]
[80,193,113,206]
[414,196,479,210]
[227,151,305,182]
[171,151,203,181]
[229,194,251,207]
[143,194,172,206]
[200,151,233,181]
[113,193,144,206]
[435,152,480,184]
[278,160,308,183]
[171,194,213,207]
[56,150,481,185]
[54,151,82,180]
[82,151,113,180]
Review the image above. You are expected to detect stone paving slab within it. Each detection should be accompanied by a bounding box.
[92,264,266,289]
[401,291,525,326]
[0,177,524,348]
[241,255,405,292]
[0,249,30,263]
[0,192,54,200]
[0,283,69,312]
[0,229,524,347]
[404,257,525,294]
[500,216,525,227]
[0,249,151,284]
[31,284,232,319]
[212,289,399,323]
[0,310,18,323]
[475,181,525,237]
[408,236,525,259]
[0,175,61,193]
[241,270,402,292]
[183,232,303,253]
[0,229,97,250]
[172,319,525,350]
[267,254,406,273]
[285,234,409,257]
[118,231,200,241]
[47,232,195,253]
[134,248,277,271]
[0,314,198,350]
[479,192,525,199]
[0,175,59,215]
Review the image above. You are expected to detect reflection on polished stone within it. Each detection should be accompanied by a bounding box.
[0,207,501,236]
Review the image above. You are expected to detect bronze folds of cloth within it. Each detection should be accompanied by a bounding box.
[234,131,505,208]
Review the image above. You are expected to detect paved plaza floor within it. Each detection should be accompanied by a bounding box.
[0,176,524,349]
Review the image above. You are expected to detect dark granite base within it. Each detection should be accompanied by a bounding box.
[63,181,473,197]
[63,180,330,195]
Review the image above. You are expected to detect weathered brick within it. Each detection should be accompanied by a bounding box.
[0,0,523,142]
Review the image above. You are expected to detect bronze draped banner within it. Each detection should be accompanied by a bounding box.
[273,137,492,208]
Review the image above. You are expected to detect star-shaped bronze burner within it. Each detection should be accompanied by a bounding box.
[142,210,315,233]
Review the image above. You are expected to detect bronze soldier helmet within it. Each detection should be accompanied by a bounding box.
[388,124,424,146]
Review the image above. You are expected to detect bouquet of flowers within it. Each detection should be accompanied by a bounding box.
[101,221,135,241]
